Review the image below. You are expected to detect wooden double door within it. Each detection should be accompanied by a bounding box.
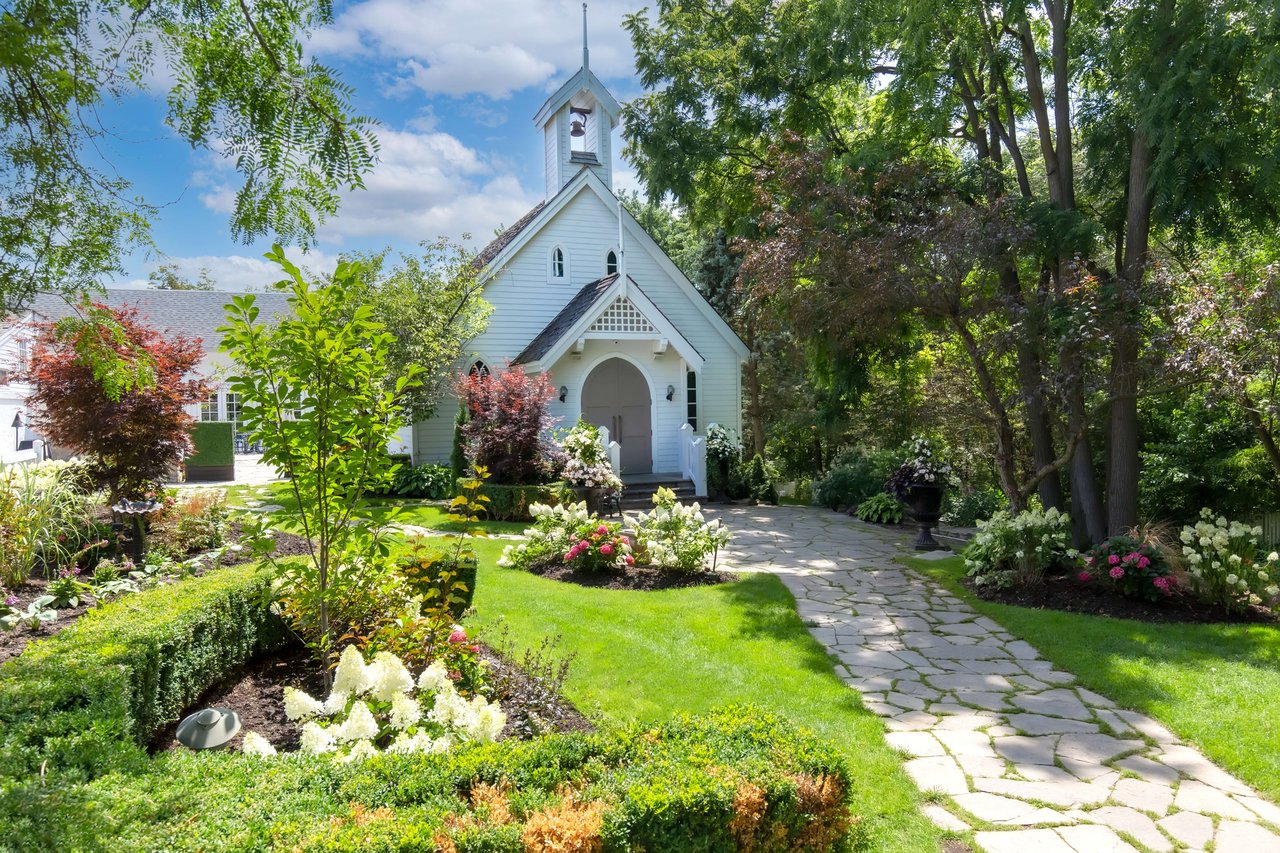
[581,358,652,474]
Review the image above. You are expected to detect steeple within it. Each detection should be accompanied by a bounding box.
[533,3,621,197]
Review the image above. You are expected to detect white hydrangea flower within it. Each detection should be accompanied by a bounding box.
[430,683,470,728]
[390,692,422,730]
[367,651,415,702]
[335,701,380,742]
[1266,585,1279,598]
[332,645,370,696]
[341,739,379,763]
[241,731,278,756]
[283,687,324,722]
[467,700,507,742]
[300,722,336,755]
[1226,574,1239,586]
[417,660,451,693]
[323,690,351,716]
[1269,552,1279,563]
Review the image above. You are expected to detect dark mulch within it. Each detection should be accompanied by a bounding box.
[0,578,94,665]
[526,561,737,591]
[220,524,313,565]
[969,571,1278,625]
[151,643,593,753]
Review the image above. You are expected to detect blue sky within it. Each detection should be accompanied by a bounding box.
[109,0,650,290]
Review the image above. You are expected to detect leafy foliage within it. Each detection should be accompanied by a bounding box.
[0,461,98,588]
[389,462,453,499]
[963,508,1076,590]
[455,364,556,485]
[498,502,635,573]
[0,0,378,311]
[813,449,898,511]
[220,246,421,669]
[632,487,732,573]
[1179,510,1280,614]
[745,454,778,504]
[856,493,902,525]
[1081,536,1177,603]
[24,306,205,500]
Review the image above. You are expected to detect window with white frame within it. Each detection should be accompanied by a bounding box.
[550,246,566,280]
[605,249,619,276]
[200,390,220,421]
[686,370,698,432]
[225,392,242,426]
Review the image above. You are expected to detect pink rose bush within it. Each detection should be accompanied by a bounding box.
[1082,536,1176,603]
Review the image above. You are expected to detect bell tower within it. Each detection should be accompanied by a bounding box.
[533,3,621,197]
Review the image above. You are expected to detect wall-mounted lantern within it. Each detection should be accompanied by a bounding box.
[559,385,568,403]
[665,384,675,401]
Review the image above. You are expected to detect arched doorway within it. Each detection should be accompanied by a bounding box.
[581,358,652,474]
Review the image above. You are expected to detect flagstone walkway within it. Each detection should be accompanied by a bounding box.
[707,504,1280,853]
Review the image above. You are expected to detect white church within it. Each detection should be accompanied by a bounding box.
[410,20,748,497]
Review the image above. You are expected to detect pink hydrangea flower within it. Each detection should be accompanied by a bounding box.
[1108,555,1121,566]
[578,540,590,550]
[1137,555,1150,568]
[596,525,608,535]
[624,555,635,566]
[449,629,468,643]
[1109,566,1125,579]
[1078,571,1092,582]
[600,544,613,556]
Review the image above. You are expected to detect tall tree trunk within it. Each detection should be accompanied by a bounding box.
[953,317,1024,512]
[1107,130,1153,535]
[745,353,766,457]
[1003,265,1064,511]
[1067,384,1107,546]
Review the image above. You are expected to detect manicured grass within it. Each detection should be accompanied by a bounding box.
[465,540,941,852]
[906,555,1280,803]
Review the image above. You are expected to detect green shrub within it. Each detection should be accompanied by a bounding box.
[391,462,453,499]
[856,492,902,524]
[459,480,567,521]
[186,421,235,467]
[1081,535,1176,602]
[942,486,1005,527]
[0,561,287,783]
[7,706,855,852]
[745,454,778,504]
[813,449,897,511]
[962,507,1075,590]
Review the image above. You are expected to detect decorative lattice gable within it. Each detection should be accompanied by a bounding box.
[588,297,656,334]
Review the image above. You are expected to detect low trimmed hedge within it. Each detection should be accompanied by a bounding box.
[10,706,856,851]
[461,480,568,521]
[0,561,287,784]
[187,421,235,467]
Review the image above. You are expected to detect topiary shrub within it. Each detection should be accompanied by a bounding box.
[185,421,235,481]
[855,492,902,524]
[745,454,778,504]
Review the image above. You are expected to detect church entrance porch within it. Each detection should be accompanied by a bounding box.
[581,357,652,474]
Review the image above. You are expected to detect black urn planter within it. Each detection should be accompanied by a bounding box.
[905,483,946,551]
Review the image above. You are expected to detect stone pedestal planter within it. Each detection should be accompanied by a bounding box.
[906,483,945,551]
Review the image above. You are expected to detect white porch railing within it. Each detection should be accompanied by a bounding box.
[598,425,623,479]
[679,422,707,498]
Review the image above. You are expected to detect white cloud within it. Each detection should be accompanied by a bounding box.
[309,0,642,99]
[124,247,343,292]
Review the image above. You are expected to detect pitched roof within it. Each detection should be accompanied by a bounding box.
[513,273,618,365]
[472,201,546,270]
[24,289,293,351]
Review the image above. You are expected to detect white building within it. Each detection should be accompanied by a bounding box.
[0,311,39,465]
[410,27,748,496]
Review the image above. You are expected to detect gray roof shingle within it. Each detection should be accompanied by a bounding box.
[24,289,293,350]
[513,274,618,365]
[472,202,547,270]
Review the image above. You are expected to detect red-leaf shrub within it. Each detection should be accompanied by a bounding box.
[455,364,556,485]
[23,306,206,500]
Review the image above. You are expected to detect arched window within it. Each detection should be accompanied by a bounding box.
[605,249,619,276]
[468,360,490,379]
[550,247,566,279]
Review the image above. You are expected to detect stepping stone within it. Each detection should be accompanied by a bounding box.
[1005,640,1040,659]
[1006,713,1099,735]
[838,648,905,670]
[1110,777,1174,815]
[1114,755,1180,786]
[957,753,1008,778]
[939,621,991,637]
[885,711,939,732]
[1094,709,1136,737]
[922,804,969,832]
[1013,764,1079,783]
[926,673,1013,693]
[957,692,1015,712]
[994,735,1058,766]
[972,777,1112,808]
[1055,733,1143,764]
[935,729,998,757]
[1215,820,1280,851]
[904,755,968,795]
[1088,806,1173,852]
[1173,780,1256,819]
[974,829,1076,853]
[1162,809,1208,845]
[1112,709,1177,743]
[954,793,1073,826]
[1010,688,1092,720]
[933,709,1002,731]
[1156,744,1255,795]
[1239,794,1280,825]
[885,691,927,711]
[884,731,944,758]
[1055,824,1140,853]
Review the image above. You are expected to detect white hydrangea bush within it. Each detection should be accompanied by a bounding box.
[962,506,1076,589]
[1179,508,1280,613]
[241,645,505,759]
[497,501,593,570]
[632,488,731,573]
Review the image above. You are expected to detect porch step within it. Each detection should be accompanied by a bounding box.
[619,476,697,510]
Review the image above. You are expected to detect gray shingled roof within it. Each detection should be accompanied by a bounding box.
[25,289,293,350]
[472,201,547,270]
[513,273,618,365]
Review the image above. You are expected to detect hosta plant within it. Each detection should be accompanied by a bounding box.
[856,492,903,524]
[46,568,93,608]
[632,487,731,573]
[963,506,1075,589]
[0,595,57,631]
[1179,509,1280,613]
[1080,535,1177,602]
[241,645,506,759]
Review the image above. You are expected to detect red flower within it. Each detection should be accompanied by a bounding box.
[449,629,468,643]
[1078,571,1092,582]
[624,554,635,566]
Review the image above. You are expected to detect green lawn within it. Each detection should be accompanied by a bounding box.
[906,554,1280,803]
[463,537,941,852]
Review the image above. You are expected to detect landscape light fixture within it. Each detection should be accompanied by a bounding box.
[666,384,675,401]
[10,411,21,446]
[175,707,242,750]
[559,385,568,403]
